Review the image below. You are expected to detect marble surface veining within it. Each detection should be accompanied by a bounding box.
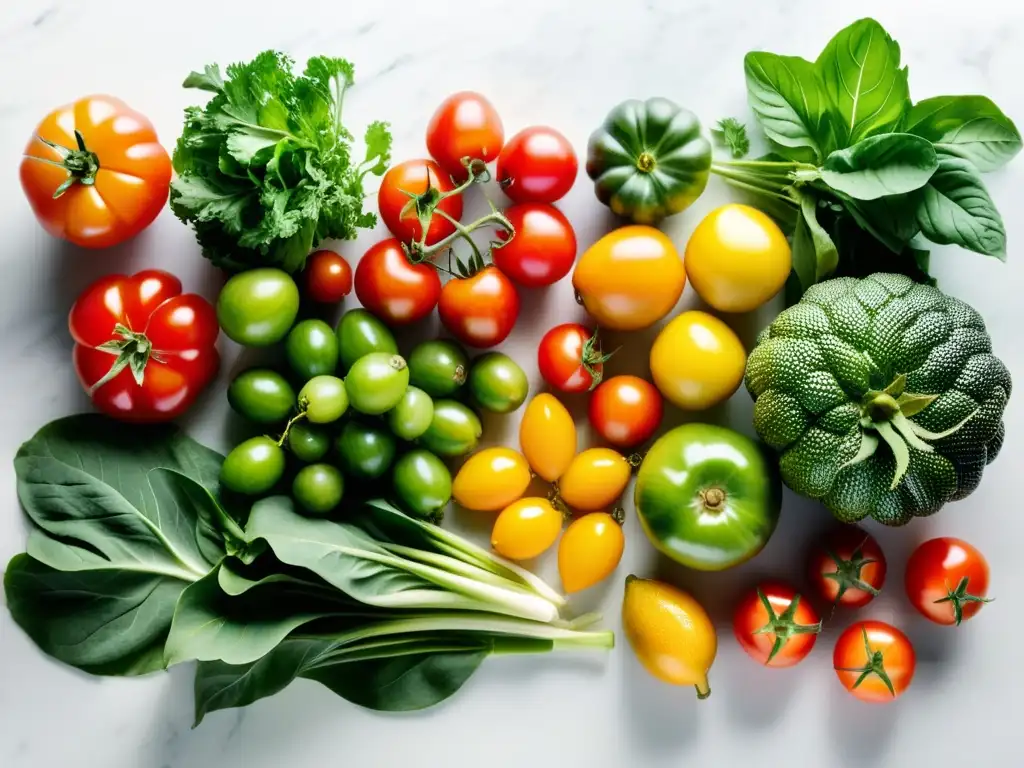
[1,1,1022,766]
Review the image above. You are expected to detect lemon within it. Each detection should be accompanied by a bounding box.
[622,576,717,699]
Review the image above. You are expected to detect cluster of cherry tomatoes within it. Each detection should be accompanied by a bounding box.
[733,527,992,702]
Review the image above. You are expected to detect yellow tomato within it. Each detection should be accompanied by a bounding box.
[558,512,625,593]
[622,576,717,698]
[684,204,791,313]
[572,225,685,331]
[649,310,745,410]
[453,447,531,512]
[519,393,576,482]
[491,497,563,561]
[558,448,631,511]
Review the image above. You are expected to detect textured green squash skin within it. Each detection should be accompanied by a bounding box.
[745,273,1011,525]
[586,97,711,224]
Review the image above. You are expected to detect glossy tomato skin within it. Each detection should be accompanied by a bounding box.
[650,311,746,411]
[303,250,352,304]
[491,497,563,561]
[589,375,663,448]
[21,95,171,248]
[558,448,631,512]
[905,537,991,626]
[378,159,463,246]
[70,270,219,423]
[497,126,578,204]
[438,267,519,348]
[452,447,531,512]
[355,239,442,326]
[809,526,887,608]
[558,512,625,593]
[426,92,504,180]
[538,323,602,393]
[834,621,915,703]
[519,393,577,483]
[733,582,821,668]
[493,203,577,288]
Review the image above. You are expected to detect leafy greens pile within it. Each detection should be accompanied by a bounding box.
[170,51,392,273]
[4,416,612,725]
[711,18,1022,294]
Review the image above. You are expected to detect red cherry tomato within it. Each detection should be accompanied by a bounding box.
[354,239,441,326]
[808,525,887,608]
[497,126,578,203]
[905,537,992,626]
[69,270,219,423]
[733,582,821,668]
[833,621,915,702]
[378,159,463,246]
[426,92,504,181]
[537,323,609,393]
[493,203,577,288]
[438,266,519,348]
[303,250,352,304]
[588,375,663,448]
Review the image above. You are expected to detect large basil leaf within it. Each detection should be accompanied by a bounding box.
[905,95,1022,172]
[820,134,937,200]
[744,52,834,162]
[816,18,910,146]
[915,149,1007,258]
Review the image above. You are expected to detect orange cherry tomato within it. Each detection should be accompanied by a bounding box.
[438,266,520,348]
[378,159,463,246]
[452,447,531,512]
[588,375,663,448]
[808,526,887,608]
[491,497,563,561]
[426,92,504,181]
[303,250,353,304]
[733,582,821,668]
[558,448,631,512]
[905,537,991,626]
[558,512,625,593]
[519,393,577,482]
[833,621,915,703]
[21,95,172,248]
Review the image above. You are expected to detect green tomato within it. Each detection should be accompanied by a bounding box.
[217,268,300,347]
[418,400,482,457]
[335,421,397,480]
[336,309,398,371]
[227,369,295,424]
[298,375,349,424]
[392,450,452,521]
[387,387,435,441]
[286,421,332,462]
[634,423,781,571]
[408,339,469,397]
[346,353,409,415]
[467,352,529,414]
[286,319,339,380]
[292,463,345,515]
[220,436,286,495]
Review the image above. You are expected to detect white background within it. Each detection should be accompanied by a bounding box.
[1,1,1021,766]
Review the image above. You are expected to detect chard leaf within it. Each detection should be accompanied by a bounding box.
[821,134,937,200]
[905,95,1022,172]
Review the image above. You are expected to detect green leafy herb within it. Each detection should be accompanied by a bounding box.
[819,134,937,200]
[905,95,1022,172]
[711,118,750,158]
[170,51,392,273]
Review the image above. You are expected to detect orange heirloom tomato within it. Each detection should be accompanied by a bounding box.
[519,394,577,482]
[558,448,631,512]
[558,512,625,593]
[833,621,915,703]
[572,226,685,331]
[452,447,531,512]
[21,95,171,249]
[491,498,563,561]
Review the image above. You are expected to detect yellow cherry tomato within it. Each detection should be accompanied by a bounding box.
[558,447,631,512]
[519,393,576,482]
[622,576,717,698]
[491,497,563,561]
[558,512,625,593]
[572,225,686,331]
[684,204,791,313]
[452,447,531,512]
[649,310,745,410]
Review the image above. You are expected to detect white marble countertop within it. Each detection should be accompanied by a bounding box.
[1,0,1022,766]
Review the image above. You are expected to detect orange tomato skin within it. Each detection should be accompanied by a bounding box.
[833,621,915,702]
[558,512,625,593]
[588,375,663,448]
[519,394,577,482]
[378,159,463,246]
[558,448,631,512]
[20,95,171,249]
[733,582,820,668]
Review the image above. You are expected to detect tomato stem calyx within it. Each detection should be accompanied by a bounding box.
[36,130,101,199]
[752,588,822,664]
[823,541,881,603]
[581,327,615,391]
[701,487,726,511]
[934,576,993,626]
[89,323,160,395]
[834,626,896,697]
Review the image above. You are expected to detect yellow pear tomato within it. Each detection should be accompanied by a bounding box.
[558,512,625,593]
[649,310,745,410]
[622,576,717,698]
[453,447,531,512]
[572,225,685,331]
[684,204,791,313]
[491,497,563,561]
[558,447,631,512]
[519,393,577,482]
